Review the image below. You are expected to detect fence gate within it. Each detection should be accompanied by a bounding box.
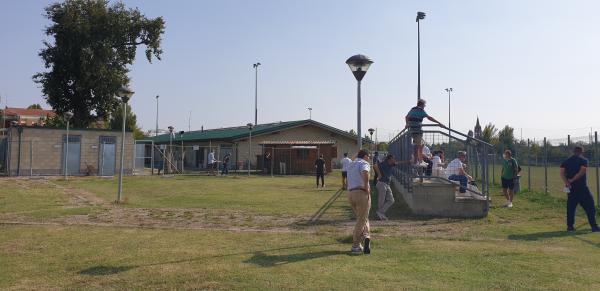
[134,140,154,175]
[99,136,116,176]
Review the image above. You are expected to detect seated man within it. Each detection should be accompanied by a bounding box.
[431,150,446,177]
[445,151,473,193]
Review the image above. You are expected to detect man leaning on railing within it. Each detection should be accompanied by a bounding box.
[404,99,446,166]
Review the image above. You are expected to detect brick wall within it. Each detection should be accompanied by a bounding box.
[6,127,133,176]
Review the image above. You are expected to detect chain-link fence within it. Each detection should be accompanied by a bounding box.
[489,133,600,206]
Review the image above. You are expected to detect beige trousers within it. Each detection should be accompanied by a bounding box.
[348,189,371,248]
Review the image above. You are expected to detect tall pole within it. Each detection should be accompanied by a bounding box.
[595,131,599,206]
[248,130,251,176]
[253,63,260,126]
[155,95,159,136]
[64,120,69,179]
[357,80,362,150]
[117,102,127,202]
[417,19,421,101]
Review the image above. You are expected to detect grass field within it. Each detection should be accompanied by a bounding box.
[2,174,600,290]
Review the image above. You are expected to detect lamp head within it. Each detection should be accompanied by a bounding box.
[63,111,74,120]
[168,126,174,133]
[416,11,426,22]
[247,123,254,130]
[117,85,134,103]
[345,54,373,81]
[368,128,375,135]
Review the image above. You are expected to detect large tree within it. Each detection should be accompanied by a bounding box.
[27,104,43,109]
[109,104,145,139]
[497,125,515,152]
[34,0,165,127]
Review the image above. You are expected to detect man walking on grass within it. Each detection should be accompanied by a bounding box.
[315,154,326,188]
[347,149,372,255]
[373,154,397,220]
[501,150,519,208]
[560,146,600,232]
[341,153,352,190]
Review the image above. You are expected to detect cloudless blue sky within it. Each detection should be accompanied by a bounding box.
[1,0,599,141]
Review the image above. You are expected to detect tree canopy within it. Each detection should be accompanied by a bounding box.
[34,0,165,127]
[27,104,43,110]
[109,103,145,139]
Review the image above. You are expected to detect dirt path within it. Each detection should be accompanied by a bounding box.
[0,177,471,238]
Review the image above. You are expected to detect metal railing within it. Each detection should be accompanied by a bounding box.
[388,124,494,199]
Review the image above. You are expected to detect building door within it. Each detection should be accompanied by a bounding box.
[99,136,116,176]
[62,135,81,175]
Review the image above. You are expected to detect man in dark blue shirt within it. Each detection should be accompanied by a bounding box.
[373,154,397,220]
[560,146,599,232]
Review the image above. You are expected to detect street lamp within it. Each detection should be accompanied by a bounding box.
[253,63,261,126]
[416,11,426,101]
[168,125,174,174]
[307,107,312,120]
[155,95,159,136]
[116,85,134,202]
[63,111,73,180]
[346,54,373,151]
[247,123,253,176]
[368,128,375,151]
[445,88,453,136]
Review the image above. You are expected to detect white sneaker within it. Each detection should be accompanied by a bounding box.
[507,202,513,208]
[376,211,388,221]
[350,246,363,255]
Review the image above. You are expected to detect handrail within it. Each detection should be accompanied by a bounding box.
[389,124,493,147]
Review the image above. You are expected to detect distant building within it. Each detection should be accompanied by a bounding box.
[2,107,56,128]
[474,117,482,139]
[145,119,360,174]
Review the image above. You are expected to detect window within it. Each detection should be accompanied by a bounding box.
[100,136,116,144]
[62,135,81,143]
[297,149,310,160]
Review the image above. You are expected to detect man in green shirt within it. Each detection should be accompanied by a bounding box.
[501,150,519,208]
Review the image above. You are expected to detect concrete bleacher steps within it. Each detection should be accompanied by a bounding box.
[390,178,489,218]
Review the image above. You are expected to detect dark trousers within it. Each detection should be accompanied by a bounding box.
[448,174,468,193]
[424,158,433,176]
[316,172,324,187]
[221,163,229,175]
[567,188,598,228]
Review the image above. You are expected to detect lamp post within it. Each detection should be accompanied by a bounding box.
[346,54,373,151]
[247,123,253,176]
[445,88,453,136]
[416,11,426,101]
[168,125,174,174]
[253,63,261,126]
[155,95,159,136]
[368,128,375,152]
[63,111,73,180]
[307,107,312,120]
[117,86,134,203]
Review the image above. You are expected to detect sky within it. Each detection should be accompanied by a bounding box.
[1,0,599,141]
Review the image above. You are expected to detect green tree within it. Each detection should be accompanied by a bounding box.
[481,123,498,144]
[108,104,145,139]
[497,125,515,153]
[27,104,43,110]
[33,0,165,128]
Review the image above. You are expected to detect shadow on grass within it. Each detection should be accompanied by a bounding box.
[507,230,585,241]
[78,265,133,276]
[245,250,347,267]
[78,242,344,275]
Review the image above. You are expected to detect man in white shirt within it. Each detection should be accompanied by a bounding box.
[340,153,352,190]
[431,150,446,177]
[347,149,372,255]
[207,150,217,176]
[446,151,473,193]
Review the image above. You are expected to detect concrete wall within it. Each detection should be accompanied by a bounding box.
[390,178,489,218]
[6,127,134,176]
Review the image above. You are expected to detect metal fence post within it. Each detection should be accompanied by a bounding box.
[594,131,600,206]
[527,139,531,191]
[29,140,33,176]
[544,137,548,194]
[492,153,495,185]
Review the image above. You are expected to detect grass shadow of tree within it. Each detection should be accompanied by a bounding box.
[507,230,585,241]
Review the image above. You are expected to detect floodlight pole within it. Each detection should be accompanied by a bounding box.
[253,63,261,126]
[247,123,253,176]
[117,101,127,202]
[155,95,159,136]
[416,12,426,101]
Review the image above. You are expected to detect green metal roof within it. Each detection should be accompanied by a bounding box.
[142,119,357,143]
